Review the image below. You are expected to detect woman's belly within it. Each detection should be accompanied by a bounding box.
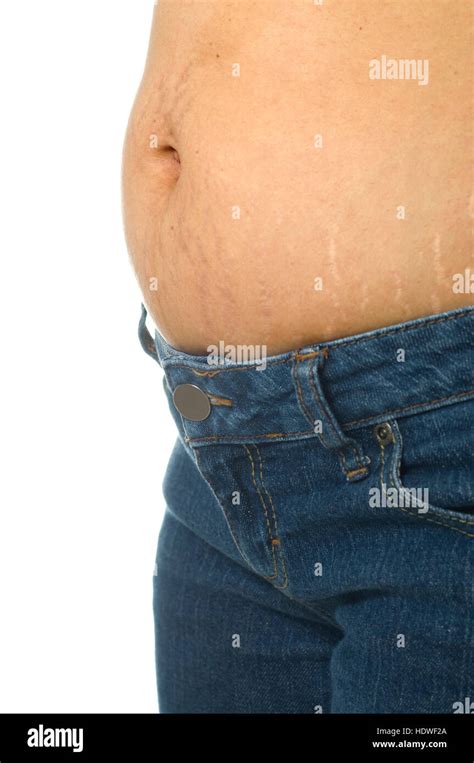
[122,0,473,355]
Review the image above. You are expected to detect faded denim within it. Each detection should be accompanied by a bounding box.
[138,305,474,714]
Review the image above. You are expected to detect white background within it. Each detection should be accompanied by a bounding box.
[0,1,176,712]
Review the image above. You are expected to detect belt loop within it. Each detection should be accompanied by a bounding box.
[138,303,160,365]
[293,350,370,482]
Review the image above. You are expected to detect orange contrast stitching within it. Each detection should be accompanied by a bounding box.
[308,357,357,474]
[191,369,222,378]
[376,426,474,537]
[161,310,473,374]
[186,387,474,443]
[243,445,279,581]
[295,349,329,361]
[346,467,369,479]
[390,425,474,528]
[208,395,233,407]
[255,445,289,589]
[389,477,474,536]
[292,356,316,427]
[169,357,290,374]
[186,429,313,444]
[346,389,474,429]
[326,309,473,351]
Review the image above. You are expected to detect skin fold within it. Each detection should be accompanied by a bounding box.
[122,0,473,355]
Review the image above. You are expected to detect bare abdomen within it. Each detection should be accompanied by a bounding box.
[122,0,473,355]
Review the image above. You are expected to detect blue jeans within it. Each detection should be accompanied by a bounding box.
[138,305,474,714]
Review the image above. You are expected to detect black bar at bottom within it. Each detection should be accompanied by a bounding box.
[0,713,471,761]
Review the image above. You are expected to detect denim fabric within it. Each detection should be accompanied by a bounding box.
[138,305,474,714]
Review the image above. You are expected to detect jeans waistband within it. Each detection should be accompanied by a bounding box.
[139,304,474,459]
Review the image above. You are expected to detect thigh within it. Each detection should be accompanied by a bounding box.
[331,577,473,714]
[332,403,474,713]
[154,510,339,714]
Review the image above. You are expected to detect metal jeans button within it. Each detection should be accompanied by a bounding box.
[172,384,211,421]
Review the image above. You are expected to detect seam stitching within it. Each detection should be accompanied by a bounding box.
[186,429,314,444]
[346,389,474,428]
[167,357,290,374]
[255,445,289,589]
[376,424,474,537]
[292,357,315,427]
[186,396,474,444]
[390,423,474,528]
[193,448,255,567]
[159,309,473,372]
[243,445,279,581]
[308,357,361,475]
[329,309,473,350]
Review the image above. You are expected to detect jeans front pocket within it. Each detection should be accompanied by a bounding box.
[372,399,474,538]
[193,442,289,588]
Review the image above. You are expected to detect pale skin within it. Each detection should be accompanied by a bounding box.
[122,0,473,356]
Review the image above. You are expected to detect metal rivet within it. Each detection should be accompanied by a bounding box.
[374,422,393,444]
[172,383,211,422]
